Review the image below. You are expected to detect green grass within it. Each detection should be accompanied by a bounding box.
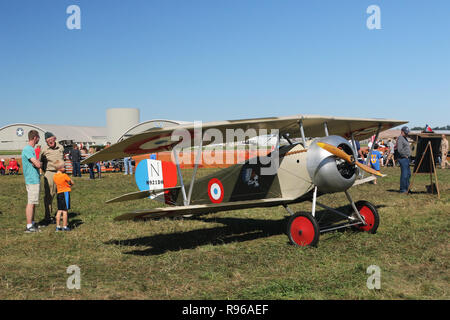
[0,167,449,299]
[0,150,21,156]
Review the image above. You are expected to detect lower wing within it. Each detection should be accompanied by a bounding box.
[106,186,181,203]
[114,197,295,221]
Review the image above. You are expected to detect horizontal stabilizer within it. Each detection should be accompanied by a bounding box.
[106,186,181,203]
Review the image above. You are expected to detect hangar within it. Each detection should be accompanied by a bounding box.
[0,123,107,150]
[0,108,188,151]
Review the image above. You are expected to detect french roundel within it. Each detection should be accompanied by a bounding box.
[208,178,224,204]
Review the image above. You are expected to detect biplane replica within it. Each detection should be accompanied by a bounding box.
[82,115,407,247]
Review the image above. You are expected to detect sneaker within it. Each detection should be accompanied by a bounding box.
[63,227,71,232]
[25,226,41,233]
[56,227,63,232]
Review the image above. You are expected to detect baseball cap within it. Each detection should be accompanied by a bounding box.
[44,132,55,140]
[401,126,410,135]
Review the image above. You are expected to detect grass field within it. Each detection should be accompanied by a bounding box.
[0,150,21,156]
[0,167,448,300]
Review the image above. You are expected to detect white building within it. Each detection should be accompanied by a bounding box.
[0,123,107,150]
[0,108,188,150]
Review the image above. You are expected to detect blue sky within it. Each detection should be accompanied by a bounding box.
[0,0,449,129]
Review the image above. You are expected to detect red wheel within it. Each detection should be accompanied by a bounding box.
[287,212,319,247]
[354,201,379,234]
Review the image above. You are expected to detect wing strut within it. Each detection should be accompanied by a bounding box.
[173,130,203,206]
[173,150,188,206]
[324,122,329,136]
[282,133,293,145]
[299,119,307,149]
[345,190,367,225]
[311,186,318,217]
[350,132,362,177]
[187,138,202,205]
[350,132,358,155]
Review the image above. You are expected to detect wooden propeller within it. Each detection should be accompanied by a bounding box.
[316,142,383,177]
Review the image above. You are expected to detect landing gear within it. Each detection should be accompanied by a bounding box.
[287,212,320,247]
[283,191,380,247]
[352,200,379,234]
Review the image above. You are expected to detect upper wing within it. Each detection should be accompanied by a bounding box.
[82,114,408,163]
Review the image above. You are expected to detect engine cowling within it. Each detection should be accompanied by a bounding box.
[306,135,357,193]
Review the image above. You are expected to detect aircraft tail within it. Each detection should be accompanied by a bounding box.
[132,157,178,203]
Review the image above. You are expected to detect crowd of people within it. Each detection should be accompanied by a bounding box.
[16,131,136,233]
[356,126,413,192]
[17,131,116,233]
[357,138,397,168]
[361,127,449,193]
[0,157,20,175]
[65,142,126,179]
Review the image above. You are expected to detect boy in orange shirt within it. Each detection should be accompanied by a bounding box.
[53,160,74,231]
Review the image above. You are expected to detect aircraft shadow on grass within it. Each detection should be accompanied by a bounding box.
[105,204,384,256]
[107,216,288,256]
[38,211,84,229]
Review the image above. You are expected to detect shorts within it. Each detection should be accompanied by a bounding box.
[26,184,40,205]
[56,192,71,211]
[44,171,57,198]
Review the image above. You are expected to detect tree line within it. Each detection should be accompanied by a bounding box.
[411,125,450,131]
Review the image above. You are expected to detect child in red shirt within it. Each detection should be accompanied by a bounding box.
[53,160,74,231]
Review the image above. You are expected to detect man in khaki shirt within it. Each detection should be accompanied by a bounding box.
[441,134,449,169]
[40,132,64,223]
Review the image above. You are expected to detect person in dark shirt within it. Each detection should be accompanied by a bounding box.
[397,126,411,193]
[69,144,82,177]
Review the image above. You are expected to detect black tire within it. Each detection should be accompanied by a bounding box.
[287,212,320,247]
[352,200,379,234]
